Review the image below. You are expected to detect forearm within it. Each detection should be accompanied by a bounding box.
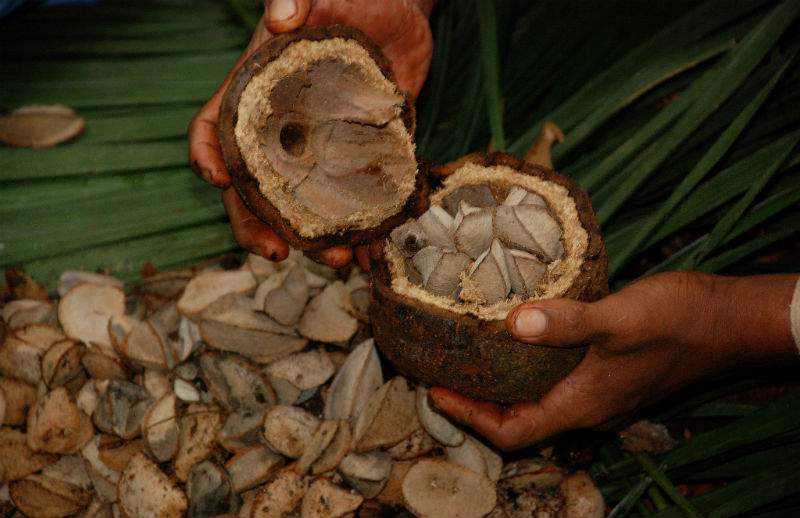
[716,273,800,366]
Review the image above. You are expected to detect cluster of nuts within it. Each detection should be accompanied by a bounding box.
[0,252,601,518]
[390,185,564,304]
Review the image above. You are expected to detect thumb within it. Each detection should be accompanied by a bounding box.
[265,0,311,33]
[506,298,606,347]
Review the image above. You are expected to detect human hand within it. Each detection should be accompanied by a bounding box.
[189,0,434,268]
[430,272,799,450]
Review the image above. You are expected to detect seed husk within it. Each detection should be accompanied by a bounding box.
[262,405,320,458]
[58,284,126,349]
[219,408,264,453]
[142,393,179,462]
[376,459,414,507]
[253,263,309,326]
[294,419,339,475]
[401,459,496,518]
[249,469,304,518]
[442,185,497,215]
[92,380,152,440]
[173,403,222,482]
[460,240,511,304]
[504,248,546,297]
[502,185,547,208]
[9,474,92,518]
[445,435,502,482]
[198,352,276,412]
[176,269,256,318]
[453,204,494,260]
[173,379,200,402]
[96,435,145,473]
[0,104,85,148]
[0,377,36,425]
[323,339,382,421]
[0,427,58,482]
[386,426,438,461]
[81,351,128,381]
[40,455,92,491]
[298,281,359,344]
[302,478,363,518]
[28,387,93,454]
[142,369,171,400]
[390,220,429,257]
[224,444,284,493]
[421,249,473,300]
[416,387,465,447]
[338,451,393,498]
[40,340,84,388]
[117,453,187,518]
[0,325,64,384]
[3,299,55,329]
[417,206,455,249]
[499,458,566,493]
[310,420,351,475]
[353,376,419,452]
[264,349,335,392]
[186,461,240,518]
[80,435,119,503]
[198,295,307,362]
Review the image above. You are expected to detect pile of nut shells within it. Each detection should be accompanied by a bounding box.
[0,253,603,518]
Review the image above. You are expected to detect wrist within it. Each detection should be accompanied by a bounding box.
[713,273,799,367]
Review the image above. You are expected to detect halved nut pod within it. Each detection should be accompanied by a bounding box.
[371,153,608,404]
[218,26,427,251]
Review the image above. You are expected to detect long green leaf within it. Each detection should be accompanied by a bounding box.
[476,0,506,151]
[603,395,800,480]
[696,216,800,272]
[21,221,238,288]
[634,453,703,518]
[649,463,800,518]
[554,34,735,162]
[604,133,800,260]
[609,54,794,276]
[0,142,188,180]
[597,0,800,223]
[687,128,800,266]
[508,0,770,155]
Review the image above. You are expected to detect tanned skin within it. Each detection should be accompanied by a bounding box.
[431,272,799,450]
[190,2,799,452]
[188,0,434,268]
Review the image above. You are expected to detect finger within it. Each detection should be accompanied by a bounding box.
[265,0,311,33]
[305,246,353,269]
[222,187,290,261]
[431,385,590,449]
[429,388,547,451]
[506,298,608,347]
[355,245,371,272]
[189,19,271,189]
[188,97,231,188]
[429,388,503,436]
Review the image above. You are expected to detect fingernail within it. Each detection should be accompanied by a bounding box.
[514,309,548,338]
[269,0,296,21]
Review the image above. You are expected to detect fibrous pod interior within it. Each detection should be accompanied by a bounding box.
[386,160,586,320]
[219,26,419,248]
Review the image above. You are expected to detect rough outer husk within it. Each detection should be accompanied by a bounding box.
[371,153,608,404]
[218,25,429,251]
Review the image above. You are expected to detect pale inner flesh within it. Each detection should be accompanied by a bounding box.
[234,39,418,239]
[385,163,589,321]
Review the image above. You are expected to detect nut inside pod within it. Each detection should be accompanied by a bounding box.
[218,26,427,251]
[371,152,608,404]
